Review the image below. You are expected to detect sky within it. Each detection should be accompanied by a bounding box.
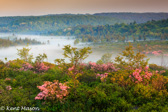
[0,0,168,17]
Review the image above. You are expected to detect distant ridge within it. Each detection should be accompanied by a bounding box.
[94,12,168,23]
[0,12,168,33]
[0,14,128,33]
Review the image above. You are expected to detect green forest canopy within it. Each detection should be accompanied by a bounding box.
[0,13,168,34]
[52,19,168,42]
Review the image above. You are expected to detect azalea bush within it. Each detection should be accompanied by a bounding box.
[35,80,70,102]
[6,59,50,73]
[88,62,118,73]
[129,66,153,85]
[96,73,108,82]
[34,62,49,73]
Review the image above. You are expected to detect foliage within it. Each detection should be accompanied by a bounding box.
[149,64,165,71]
[0,79,30,107]
[115,43,148,70]
[17,46,33,62]
[35,53,47,63]
[6,59,26,69]
[109,69,135,88]
[151,73,168,91]
[63,45,92,66]
[74,38,80,45]
[97,53,112,64]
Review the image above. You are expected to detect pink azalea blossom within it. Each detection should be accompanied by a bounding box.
[35,80,70,101]
[130,67,153,84]
[34,62,49,73]
[6,86,12,91]
[89,62,118,72]
[68,65,75,71]
[160,70,166,74]
[5,78,11,81]
[96,73,108,82]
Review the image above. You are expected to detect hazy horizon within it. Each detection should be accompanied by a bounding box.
[0,12,168,17]
[0,0,168,17]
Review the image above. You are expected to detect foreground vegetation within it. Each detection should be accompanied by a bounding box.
[0,44,168,111]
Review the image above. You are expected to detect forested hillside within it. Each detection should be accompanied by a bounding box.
[94,13,168,23]
[52,19,168,43]
[0,13,168,34]
[0,14,129,33]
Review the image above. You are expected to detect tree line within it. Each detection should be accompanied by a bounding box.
[51,19,168,43]
[0,15,128,34]
[1,13,168,34]
[0,37,41,47]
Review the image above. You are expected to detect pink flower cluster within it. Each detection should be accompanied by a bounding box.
[67,63,87,75]
[130,66,153,84]
[68,65,75,71]
[19,62,34,71]
[164,54,168,56]
[6,86,12,91]
[34,62,49,73]
[89,62,118,72]
[132,69,143,83]
[96,73,108,82]
[35,80,70,101]
[5,78,11,81]
[7,62,34,71]
[80,63,87,67]
[11,62,49,73]
[142,50,166,56]
[152,50,162,56]
[156,70,166,74]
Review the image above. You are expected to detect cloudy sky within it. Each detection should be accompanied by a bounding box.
[0,0,168,16]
